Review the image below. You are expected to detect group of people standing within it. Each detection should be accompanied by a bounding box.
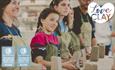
[0,0,115,70]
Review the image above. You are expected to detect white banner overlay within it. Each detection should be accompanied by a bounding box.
[88,2,114,23]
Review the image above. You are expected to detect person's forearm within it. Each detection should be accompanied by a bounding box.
[91,38,96,47]
[62,61,76,70]
[40,60,51,66]
[36,56,51,67]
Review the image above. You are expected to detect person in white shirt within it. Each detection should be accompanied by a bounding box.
[95,21,113,55]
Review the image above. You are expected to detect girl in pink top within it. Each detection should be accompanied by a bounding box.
[30,8,77,70]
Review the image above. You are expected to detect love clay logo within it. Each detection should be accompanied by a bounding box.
[88,2,114,23]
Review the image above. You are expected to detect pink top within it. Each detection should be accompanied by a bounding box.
[30,32,59,49]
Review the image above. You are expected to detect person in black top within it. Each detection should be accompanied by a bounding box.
[0,0,20,68]
[72,0,96,59]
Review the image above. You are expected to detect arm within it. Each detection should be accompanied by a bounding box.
[91,25,96,47]
[111,32,115,37]
[62,61,77,70]
[90,17,96,47]
[31,43,47,62]
[35,56,51,67]
[0,35,12,46]
[91,38,96,47]
[68,9,74,30]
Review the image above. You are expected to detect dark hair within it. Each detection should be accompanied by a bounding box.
[0,0,11,22]
[50,0,70,8]
[36,8,59,33]
[50,0,70,23]
[50,0,63,8]
[50,0,71,33]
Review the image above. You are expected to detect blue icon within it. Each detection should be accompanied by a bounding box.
[17,47,31,67]
[20,48,27,55]
[2,47,15,67]
[17,47,30,56]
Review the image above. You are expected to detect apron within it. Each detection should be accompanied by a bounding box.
[59,32,81,69]
[69,31,80,52]
[60,32,72,61]
[79,14,92,67]
[80,14,92,47]
[43,44,58,70]
[69,31,81,68]
[60,31,81,66]
[59,21,81,68]
[45,44,58,61]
